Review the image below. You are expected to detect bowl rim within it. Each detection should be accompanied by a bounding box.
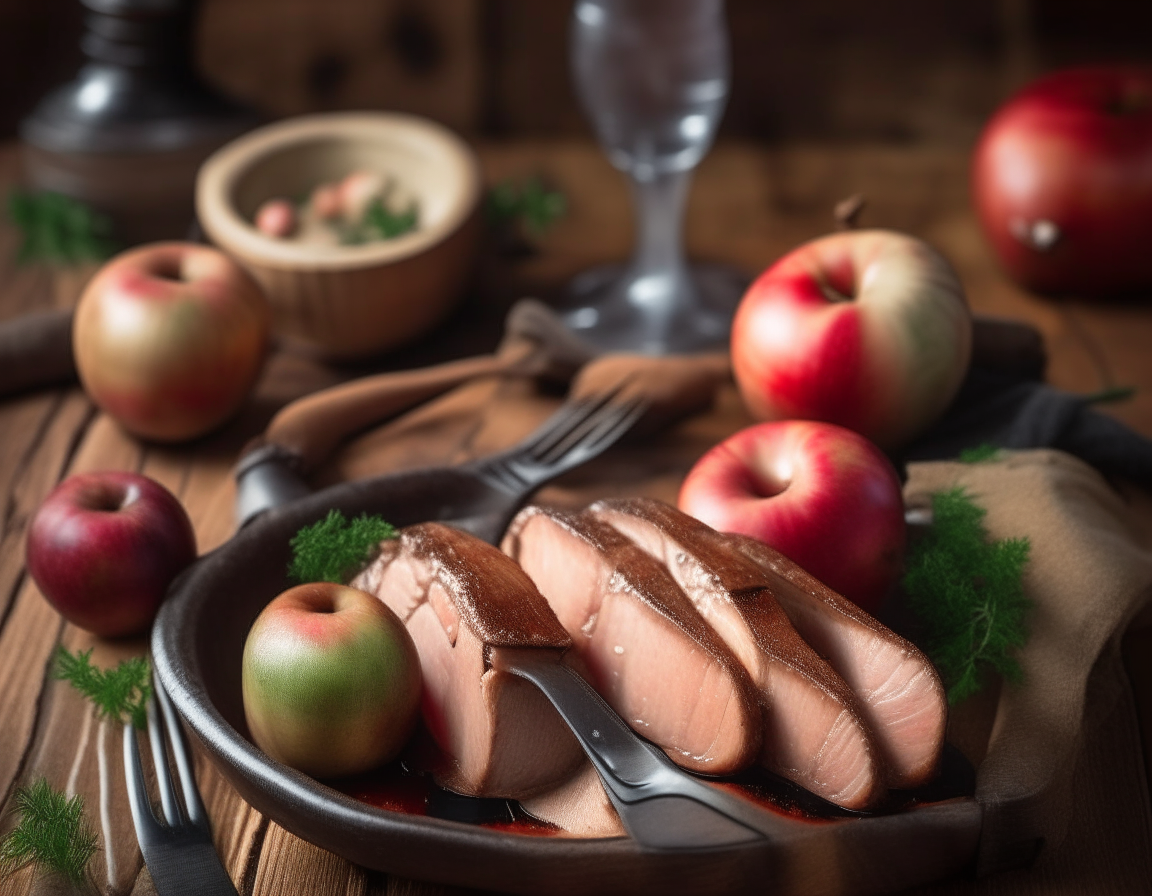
[150,474,982,895]
[195,111,481,272]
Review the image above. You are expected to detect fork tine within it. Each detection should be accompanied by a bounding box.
[537,396,648,466]
[581,396,650,455]
[473,392,625,494]
[156,671,210,832]
[124,723,164,842]
[146,694,184,827]
[523,390,623,460]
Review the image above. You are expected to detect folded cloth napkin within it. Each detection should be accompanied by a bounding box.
[902,368,1152,488]
[903,449,1152,876]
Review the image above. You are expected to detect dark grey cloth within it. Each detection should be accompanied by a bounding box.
[900,368,1152,487]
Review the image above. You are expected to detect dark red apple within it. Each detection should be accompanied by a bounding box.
[26,471,197,637]
[972,65,1152,296]
[678,420,906,613]
[731,229,971,451]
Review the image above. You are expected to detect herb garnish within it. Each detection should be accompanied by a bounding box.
[486,176,567,238]
[52,648,151,730]
[959,443,1001,464]
[0,778,98,889]
[7,190,119,266]
[903,487,1032,704]
[339,192,419,245]
[288,510,397,584]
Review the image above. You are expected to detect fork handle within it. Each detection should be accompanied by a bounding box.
[252,341,535,476]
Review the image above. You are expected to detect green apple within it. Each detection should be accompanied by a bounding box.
[242,582,421,778]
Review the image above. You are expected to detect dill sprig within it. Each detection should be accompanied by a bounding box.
[7,190,119,266]
[486,175,567,237]
[53,647,151,730]
[339,191,419,245]
[0,778,98,888]
[959,443,1001,464]
[903,487,1032,704]
[288,510,397,584]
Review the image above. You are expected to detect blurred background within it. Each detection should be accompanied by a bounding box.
[3,0,1151,148]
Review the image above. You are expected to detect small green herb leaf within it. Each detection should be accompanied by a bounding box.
[340,190,420,245]
[364,195,419,240]
[7,190,119,266]
[288,510,397,584]
[53,647,151,729]
[0,778,98,888]
[903,487,1032,704]
[485,176,566,237]
[959,443,1001,464]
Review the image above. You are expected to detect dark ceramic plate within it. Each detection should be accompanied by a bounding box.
[152,475,982,896]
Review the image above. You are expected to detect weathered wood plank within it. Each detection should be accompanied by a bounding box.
[251,823,367,896]
[198,0,484,133]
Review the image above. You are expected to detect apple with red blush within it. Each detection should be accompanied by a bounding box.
[731,229,971,451]
[678,420,906,613]
[73,241,271,443]
[242,582,422,779]
[26,471,198,637]
[972,65,1152,296]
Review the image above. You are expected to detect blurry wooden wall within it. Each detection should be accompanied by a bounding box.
[1,0,1151,145]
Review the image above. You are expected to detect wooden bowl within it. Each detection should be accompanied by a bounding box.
[195,112,482,360]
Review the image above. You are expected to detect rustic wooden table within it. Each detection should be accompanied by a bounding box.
[1,138,1151,896]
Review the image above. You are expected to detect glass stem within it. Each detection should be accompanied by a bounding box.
[627,168,693,308]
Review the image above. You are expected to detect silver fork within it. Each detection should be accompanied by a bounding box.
[124,673,239,896]
[235,388,649,541]
[449,390,649,543]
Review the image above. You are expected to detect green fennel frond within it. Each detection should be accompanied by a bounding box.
[958,443,1001,464]
[903,487,1032,704]
[485,176,567,237]
[7,190,119,266]
[288,510,397,584]
[0,778,98,888]
[339,188,419,245]
[53,647,151,729]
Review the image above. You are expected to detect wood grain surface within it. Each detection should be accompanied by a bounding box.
[1,138,1151,896]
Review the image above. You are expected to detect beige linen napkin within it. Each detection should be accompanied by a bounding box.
[904,448,1152,876]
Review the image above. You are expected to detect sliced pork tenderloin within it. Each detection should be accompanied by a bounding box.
[719,531,947,789]
[520,763,627,838]
[502,505,762,776]
[351,522,584,799]
[588,497,887,810]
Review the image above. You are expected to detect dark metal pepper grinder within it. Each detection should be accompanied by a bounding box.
[21,0,257,242]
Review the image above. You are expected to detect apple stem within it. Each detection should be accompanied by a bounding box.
[834,194,866,230]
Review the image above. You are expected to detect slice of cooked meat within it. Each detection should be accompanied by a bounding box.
[719,531,946,789]
[520,763,626,838]
[351,522,584,799]
[589,497,886,810]
[502,505,762,775]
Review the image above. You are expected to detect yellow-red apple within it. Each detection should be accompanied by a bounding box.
[731,230,971,451]
[73,242,271,442]
[242,582,422,779]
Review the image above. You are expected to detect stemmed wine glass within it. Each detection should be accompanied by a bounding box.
[561,0,745,354]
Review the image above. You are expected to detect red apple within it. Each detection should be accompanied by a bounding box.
[731,229,972,451]
[26,471,197,637]
[242,582,422,779]
[678,420,906,612]
[973,65,1152,296]
[73,241,271,443]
